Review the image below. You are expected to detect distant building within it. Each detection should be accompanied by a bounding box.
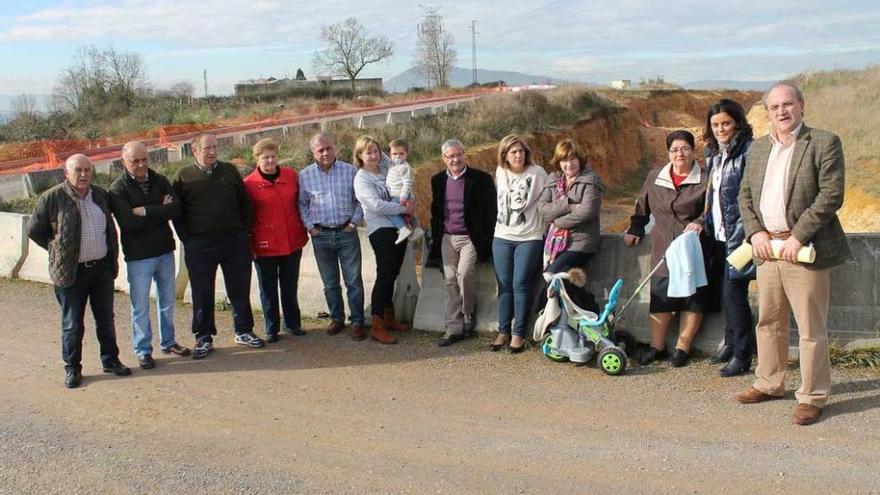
[610,80,632,89]
[234,76,383,96]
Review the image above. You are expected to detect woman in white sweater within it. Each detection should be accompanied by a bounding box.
[352,135,415,345]
[491,134,548,353]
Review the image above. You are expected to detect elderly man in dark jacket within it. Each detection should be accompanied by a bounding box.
[110,141,190,370]
[28,154,131,388]
[428,139,497,346]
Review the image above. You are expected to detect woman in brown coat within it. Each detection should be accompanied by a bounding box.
[624,130,709,367]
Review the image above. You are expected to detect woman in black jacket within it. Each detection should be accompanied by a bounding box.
[702,99,756,377]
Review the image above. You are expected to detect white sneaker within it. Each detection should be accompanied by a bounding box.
[395,226,412,244]
[407,226,425,242]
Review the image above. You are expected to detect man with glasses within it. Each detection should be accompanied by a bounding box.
[110,141,190,370]
[297,133,366,339]
[734,83,850,426]
[428,139,496,346]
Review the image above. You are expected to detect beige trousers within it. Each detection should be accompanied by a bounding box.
[753,260,832,408]
[442,234,478,335]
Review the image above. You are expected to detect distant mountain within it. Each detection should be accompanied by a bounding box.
[681,80,775,91]
[385,66,570,92]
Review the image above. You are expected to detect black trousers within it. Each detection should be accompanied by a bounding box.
[254,250,303,336]
[54,257,119,371]
[184,231,254,342]
[368,228,408,318]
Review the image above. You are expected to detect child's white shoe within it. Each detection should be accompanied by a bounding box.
[395,226,412,244]
[407,226,425,242]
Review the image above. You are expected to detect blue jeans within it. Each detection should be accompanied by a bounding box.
[54,258,119,371]
[492,238,543,337]
[254,250,303,336]
[126,252,177,356]
[310,229,365,325]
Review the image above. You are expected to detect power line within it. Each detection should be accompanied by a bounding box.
[470,20,478,85]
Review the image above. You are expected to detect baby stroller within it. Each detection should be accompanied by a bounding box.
[533,268,636,375]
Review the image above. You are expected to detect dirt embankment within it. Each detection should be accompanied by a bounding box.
[412,89,764,232]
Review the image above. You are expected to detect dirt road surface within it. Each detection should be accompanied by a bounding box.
[1,278,878,494]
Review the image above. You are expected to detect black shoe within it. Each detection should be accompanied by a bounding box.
[138,354,156,370]
[508,344,526,354]
[266,333,279,343]
[669,349,690,368]
[438,333,466,347]
[709,344,733,364]
[286,327,307,336]
[639,346,668,366]
[102,360,132,376]
[489,334,510,352]
[719,356,752,377]
[65,369,82,389]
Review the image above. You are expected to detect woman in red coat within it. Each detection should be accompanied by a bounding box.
[244,138,308,343]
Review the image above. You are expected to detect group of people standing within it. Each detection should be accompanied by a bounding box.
[28,82,847,426]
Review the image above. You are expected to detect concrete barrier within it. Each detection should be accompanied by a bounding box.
[411,234,880,353]
[0,175,26,202]
[5,208,879,350]
[0,212,28,278]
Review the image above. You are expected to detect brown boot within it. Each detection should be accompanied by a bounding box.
[371,315,397,345]
[384,307,410,332]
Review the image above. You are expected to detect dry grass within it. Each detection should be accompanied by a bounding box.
[830,344,880,370]
[792,67,880,231]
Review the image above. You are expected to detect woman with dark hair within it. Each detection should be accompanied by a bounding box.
[352,135,414,345]
[701,99,756,376]
[244,138,308,343]
[624,130,709,367]
[490,134,548,353]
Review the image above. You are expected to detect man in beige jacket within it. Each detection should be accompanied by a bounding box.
[734,83,850,425]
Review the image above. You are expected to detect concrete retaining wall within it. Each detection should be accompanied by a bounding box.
[3,209,876,350]
[0,212,27,278]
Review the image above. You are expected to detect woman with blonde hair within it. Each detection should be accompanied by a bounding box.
[352,135,414,344]
[490,134,548,353]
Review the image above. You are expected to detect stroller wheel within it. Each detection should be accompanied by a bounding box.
[541,334,569,363]
[597,347,627,376]
[612,330,637,357]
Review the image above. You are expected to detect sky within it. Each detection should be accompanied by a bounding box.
[0,0,878,98]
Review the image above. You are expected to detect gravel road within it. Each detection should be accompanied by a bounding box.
[1,278,878,494]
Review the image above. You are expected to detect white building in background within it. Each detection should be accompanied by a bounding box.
[610,80,632,89]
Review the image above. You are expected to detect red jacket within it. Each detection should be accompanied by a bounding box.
[243,167,308,257]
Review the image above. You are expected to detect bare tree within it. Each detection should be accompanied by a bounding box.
[313,17,393,92]
[414,7,457,88]
[10,94,38,118]
[53,44,148,118]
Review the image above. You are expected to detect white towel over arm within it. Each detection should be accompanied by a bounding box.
[664,231,707,298]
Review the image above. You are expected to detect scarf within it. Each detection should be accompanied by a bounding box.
[543,176,571,268]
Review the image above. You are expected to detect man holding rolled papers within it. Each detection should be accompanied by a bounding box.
[734,83,851,426]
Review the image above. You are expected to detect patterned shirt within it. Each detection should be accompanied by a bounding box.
[75,188,108,262]
[297,160,363,230]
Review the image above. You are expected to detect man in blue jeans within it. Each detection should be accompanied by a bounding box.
[298,133,366,339]
[110,141,191,369]
[173,133,263,359]
[28,154,131,388]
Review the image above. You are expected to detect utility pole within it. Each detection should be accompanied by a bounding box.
[203,69,208,98]
[470,20,478,85]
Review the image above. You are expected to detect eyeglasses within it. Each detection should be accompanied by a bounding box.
[668,147,693,154]
[443,152,464,160]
